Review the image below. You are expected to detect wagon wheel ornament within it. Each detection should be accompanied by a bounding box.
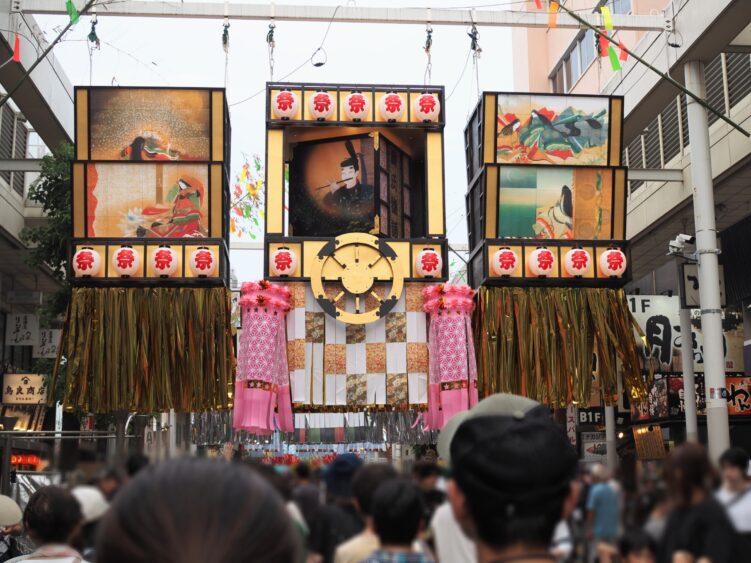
[310,233,404,325]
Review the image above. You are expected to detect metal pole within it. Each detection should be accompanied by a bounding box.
[114,411,128,467]
[604,405,617,472]
[1,435,11,496]
[679,305,699,442]
[684,61,730,461]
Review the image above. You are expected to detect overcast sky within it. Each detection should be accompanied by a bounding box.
[36,0,514,280]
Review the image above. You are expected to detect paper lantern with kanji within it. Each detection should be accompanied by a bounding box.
[189,247,217,277]
[563,248,591,277]
[112,246,141,277]
[378,92,405,122]
[415,248,443,278]
[529,247,556,277]
[599,248,627,278]
[270,247,298,277]
[73,247,102,277]
[343,91,370,121]
[151,246,178,277]
[272,89,299,120]
[413,92,441,122]
[308,90,335,120]
[491,247,519,276]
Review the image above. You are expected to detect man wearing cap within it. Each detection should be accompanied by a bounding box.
[0,495,22,562]
[438,393,579,563]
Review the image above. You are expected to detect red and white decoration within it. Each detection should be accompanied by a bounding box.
[189,247,217,277]
[563,248,591,277]
[378,92,405,121]
[491,247,519,276]
[272,89,299,120]
[343,91,370,121]
[415,248,443,278]
[529,247,556,277]
[112,246,141,277]
[270,247,298,277]
[73,247,102,277]
[308,90,334,120]
[599,247,627,278]
[413,92,441,122]
[151,246,178,277]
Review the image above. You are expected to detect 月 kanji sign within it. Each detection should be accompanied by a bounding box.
[4,314,39,347]
[33,329,62,359]
[2,374,47,405]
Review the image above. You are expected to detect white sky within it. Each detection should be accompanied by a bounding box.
[36,1,514,281]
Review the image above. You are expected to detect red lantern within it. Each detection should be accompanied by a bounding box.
[308,90,334,120]
[272,89,299,120]
[378,92,405,121]
[270,247,298,277]
[73,247,102,277]
[343,91,370,121]
[599,247,627,278]
[415,248,443,278]
[189,247,217,277]
[529,247,556,277]
[563,248,591,277]
[413,92,441,122]
[112,245,141,277]
[151,245,178,277]
[491,247,518,276]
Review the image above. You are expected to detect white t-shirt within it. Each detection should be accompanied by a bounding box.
[551,520,573,561]
[716,486,751,533]
[430,502,477,563]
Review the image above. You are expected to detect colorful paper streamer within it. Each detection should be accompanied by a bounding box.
[65,0,79,24]
[608,46,622,71]
[619,41,629,61]
[600,6,614,30]
[599,33,610,57]
[12,34,19,62]
[548,2,559,28]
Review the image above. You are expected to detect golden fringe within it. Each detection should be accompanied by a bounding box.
[474,287,650,407]
[52,287,236,413]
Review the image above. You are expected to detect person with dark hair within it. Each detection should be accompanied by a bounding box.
[334,463,397,563]
[363,479,434,563]
[6,486,86,563]
[617,529,656,563]
[95,468,124,501]
[658,442,742,563]
[438,394,578,563]
[71,486,110,562]
[411,461,445,524]
[716,446,751,541]
[309,454,364,563]
[96,458,300,563]
[293,461,321,529]
[124,454,149,479]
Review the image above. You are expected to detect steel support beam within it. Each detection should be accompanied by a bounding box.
[0,159,42,172]
[20,0,666,31]
[628,168,684,182]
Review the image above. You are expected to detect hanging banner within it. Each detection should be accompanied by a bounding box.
[580,432,607,462]
[4,314,39,347]
[33,329,62,359]
[726,376,751,416]
[2,374,47,405]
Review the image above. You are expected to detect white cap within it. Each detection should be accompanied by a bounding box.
[72,486,109,524]
[0,495,22,527]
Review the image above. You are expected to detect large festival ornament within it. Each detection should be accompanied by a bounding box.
[599,247,627,278]
[112,245,141,277]
[563,247,592,277]
[151,246,178,277]
[415,248,443,278]
[72,247,102,277]
[491,247,519,277]
[529,247,557,277]
[189,247,217,277]
[413,92,441,122]
[378,91,405,122]
[270,247,298,277]
[343,91,370,121]
[308,90,335,120]
[272,89,299,120]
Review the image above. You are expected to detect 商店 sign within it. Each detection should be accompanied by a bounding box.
[2,374,47,405]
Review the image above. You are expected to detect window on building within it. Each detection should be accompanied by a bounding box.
[626,135,644,193]
[643,119,661,169]
[0,106,14,187]
[608,0,631,15]
[12,118,27,196]
[660,99,680,165]
[704,55,725,126]
[680,94,690,148]
[552,65,565,94]
[726,52,751,108]
[581,29,596,71]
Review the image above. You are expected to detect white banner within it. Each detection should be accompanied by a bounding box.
[33,329,62,359]
[4,314,39,347]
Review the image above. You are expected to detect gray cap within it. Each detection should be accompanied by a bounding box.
[0,495,22,527]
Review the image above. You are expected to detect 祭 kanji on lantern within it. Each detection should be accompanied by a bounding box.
[564,248,591,277]
[413,92,441,122]
[189,247,217,277]
[308,90,334,120]
[73,247,101,277]
[344,92,370,121]
[378,92,405,121]
[529,247,556,277]
[491,248,519,276]
[112,246,141,277]
[599,248,627,278]
[152,246,178,277]
[270,247,298,277]
[416,249,443,278]
[273,89,299,119]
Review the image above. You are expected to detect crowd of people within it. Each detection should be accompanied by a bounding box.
[0,394,747,563]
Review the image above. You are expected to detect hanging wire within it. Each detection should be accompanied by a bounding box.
[87,15,100,49]
[266,22,276,80]
[423,23,433,86]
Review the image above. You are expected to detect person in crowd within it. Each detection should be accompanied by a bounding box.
[618,529,657,563]
[334,463,397,563]
[641,485,669,542]
[659,442,742,563]
[715,447,751,543]
[94,468,124,501]
[411,461,445,524]
[6,486,87,563]
[362,479,434,563]
[586,463,620,562]
[293,462,322,529]
[124,454,149,479]
[551,478,582,562]
[0,496,23,562]
[438,393,579,563]
[429,501,476,563]
[96,458,300,563]
[71,486,110,562]
[309,454,363,563]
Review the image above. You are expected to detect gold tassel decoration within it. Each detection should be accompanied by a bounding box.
[51,287,236,413]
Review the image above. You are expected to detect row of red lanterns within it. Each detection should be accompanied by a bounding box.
[72,246,217,278]
[491,246,627,278]
[273,89,441,123]
[11,454,40,466]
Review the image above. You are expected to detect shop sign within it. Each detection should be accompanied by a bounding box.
[2,374,47,405]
